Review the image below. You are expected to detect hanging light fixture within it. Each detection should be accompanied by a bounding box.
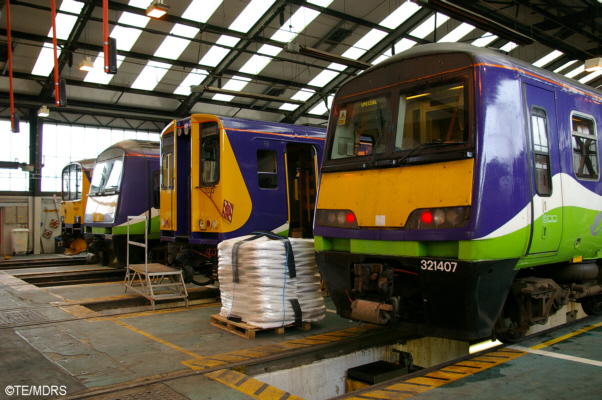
[585,57,602,72]
[146,0,169,18]
[38,106,50,118]
[79,56,94,71]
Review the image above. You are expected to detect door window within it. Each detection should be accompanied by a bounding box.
[531,108,552,195]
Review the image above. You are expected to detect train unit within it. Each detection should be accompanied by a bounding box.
[59,159,94,253]
[83,140,160,267]
[160,114,325,282]
[314,43,602,342]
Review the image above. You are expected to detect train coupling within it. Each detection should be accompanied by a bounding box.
[350,299,394,325]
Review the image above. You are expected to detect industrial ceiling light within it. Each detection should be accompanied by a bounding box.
[79,56,94,72]
[38,105,50,118]
[584,57,602,72]
[146,0,169,18]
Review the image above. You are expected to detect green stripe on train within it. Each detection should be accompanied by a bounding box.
[315,206,601,267]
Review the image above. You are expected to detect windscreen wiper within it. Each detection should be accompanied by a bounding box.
[371,103,384,165]
[397,141,466,165]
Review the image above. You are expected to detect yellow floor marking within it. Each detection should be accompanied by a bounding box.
[348,348,527,399]
[531,320,602,350]
[179,325,382,371]
[111,318,204,360]
[59,304,102,319]
[207,369,304,400]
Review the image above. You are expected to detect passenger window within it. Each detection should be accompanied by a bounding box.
[530,108,551,195]
[257,149,278,189]
[571,114,599,180]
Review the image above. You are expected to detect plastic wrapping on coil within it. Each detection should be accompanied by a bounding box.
[218,233,326,329]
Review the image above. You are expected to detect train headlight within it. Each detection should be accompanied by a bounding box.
[74,216,81,224]
[316,209,359,229]
[212,220,217,229]
[61,216,65,223]
[433,209,445,225]
[199,219,205,229]
[406,206,470,230]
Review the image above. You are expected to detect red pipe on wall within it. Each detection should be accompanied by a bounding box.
[50,0,60,106]
[6,0,16,131]
[103,0,109,73]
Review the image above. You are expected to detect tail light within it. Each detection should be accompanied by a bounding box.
[316,209,359,229]
[405,206,470,230]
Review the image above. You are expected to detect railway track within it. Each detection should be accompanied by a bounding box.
[0,256,87,270]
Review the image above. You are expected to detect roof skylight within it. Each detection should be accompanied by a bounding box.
[554,60,578,73]
[308,94,334,115]
[565,65,584,79]
[84,7,150,84]
[579,69,602,84]
[341,29,388,60]
[182,0,223,22]
[410,13,450,39]
[31,0,84,76]
[437,23,475,43]
[230,0,276,33]
[500,42,518,53]
[532,50,563,68]
[471,33,498,47]
[200,35,241,68]
[131,61,171,91]
[213,76,251,101]
[83,55,125,85]
[238,44,282,75]
[207,0,334,102]
[174,69,208,95]
[379,2,421,29]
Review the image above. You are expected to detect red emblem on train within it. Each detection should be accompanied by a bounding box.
[222,199,234,223]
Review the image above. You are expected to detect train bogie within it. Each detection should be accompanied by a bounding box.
[315,43,602,342]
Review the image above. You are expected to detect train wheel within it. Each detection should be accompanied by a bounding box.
[494,293,527,343]
[581,294,602,316]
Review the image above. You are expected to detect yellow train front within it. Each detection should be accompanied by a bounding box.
[160,114,325,281]
[59,159,94,253]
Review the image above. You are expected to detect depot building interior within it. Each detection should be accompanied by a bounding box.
[0,1,602,400]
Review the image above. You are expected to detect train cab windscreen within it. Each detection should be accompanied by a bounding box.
[396,82,467,150]
[200,122,220,187]
[328,80,470,166]
[89,154,124,196]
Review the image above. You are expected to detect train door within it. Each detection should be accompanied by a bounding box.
[524,83,563,254]
[285,144,318,238]
[160,121,176,234]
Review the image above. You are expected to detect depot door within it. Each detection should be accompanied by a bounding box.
[524,83,563,254]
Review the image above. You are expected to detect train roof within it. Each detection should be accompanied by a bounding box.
[361,43,602,99]
[172,114,326,140]
[64,158,95,170]
[96,140,159,162]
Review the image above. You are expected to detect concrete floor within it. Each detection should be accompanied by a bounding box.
[1,257,601,400]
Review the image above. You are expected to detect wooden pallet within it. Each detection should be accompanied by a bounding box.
[210,314,311,339]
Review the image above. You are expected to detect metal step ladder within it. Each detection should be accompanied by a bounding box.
[124,215,188,310]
